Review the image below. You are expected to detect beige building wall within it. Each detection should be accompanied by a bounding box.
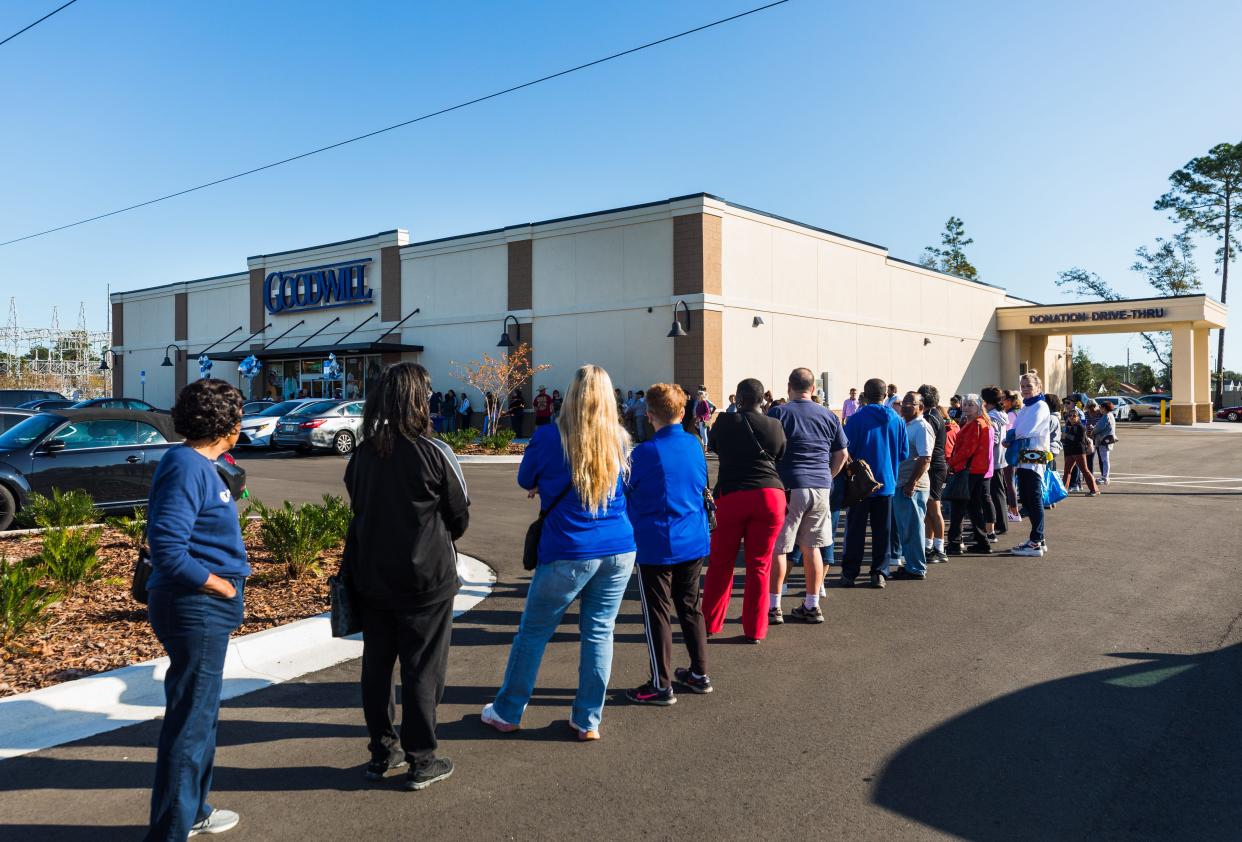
[714,201,1051,408]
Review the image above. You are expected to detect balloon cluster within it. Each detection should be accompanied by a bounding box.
[321,353,342,381]
[239,354,263,380]
[198,354,213,379]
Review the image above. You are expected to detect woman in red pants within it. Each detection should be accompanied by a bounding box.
[702,378,787,642]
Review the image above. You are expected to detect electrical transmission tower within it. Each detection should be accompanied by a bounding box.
[0,297,110,397]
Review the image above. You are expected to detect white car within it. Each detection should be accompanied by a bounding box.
[1093,396,1133,422]
[237,399,319,448]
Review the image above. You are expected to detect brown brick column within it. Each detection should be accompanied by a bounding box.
[672,213,723,404]
[249,268,265,334]
[507,239,534,425]
[380,246,401,321]
[110,301,124,397]
[174,292,188,395]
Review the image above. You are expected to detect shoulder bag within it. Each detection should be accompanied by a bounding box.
[843,458,883,508]
[943,458,973,503]
[131,546,152,605]
[522,484,572,570]
[328,567,362,638]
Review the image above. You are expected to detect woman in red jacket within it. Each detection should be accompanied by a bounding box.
[946,394,995,555]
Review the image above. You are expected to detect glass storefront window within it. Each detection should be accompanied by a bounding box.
[252,354,382,400]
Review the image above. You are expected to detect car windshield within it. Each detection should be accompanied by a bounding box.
[255,401,303,417]
[288,400,338,416]
[0,414,63,449]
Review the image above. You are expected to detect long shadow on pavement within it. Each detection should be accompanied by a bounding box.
[873,641,1242,841]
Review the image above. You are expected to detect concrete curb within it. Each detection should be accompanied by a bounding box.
[456,454,523,464]
[0,554,495,761]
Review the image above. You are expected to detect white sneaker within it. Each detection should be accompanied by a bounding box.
[818,584,827,598]
[189,809,239,836]
[1010,541,1045,557]
[481,703,519,733]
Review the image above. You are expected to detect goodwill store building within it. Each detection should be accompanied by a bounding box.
[111,192,1101,417]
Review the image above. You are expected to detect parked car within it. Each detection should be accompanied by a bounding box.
[1137,394,1171,405]
[16,398,78,410]
[1093,396,1133,422]
[271,399,363,455]
[0,408,36,433]
[242,399,275,415]
[1125,398,1160,421]
[0,408,246,531]
[1216,405,1242,422]
[72,397,167,413]
[236,398,320,448]
[0,389,66,408]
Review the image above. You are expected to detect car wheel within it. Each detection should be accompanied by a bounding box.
[333,431,355,455]
[0,484,15,531]
[1229,411,1240,422]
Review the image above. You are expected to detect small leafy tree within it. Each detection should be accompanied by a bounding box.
[920,216,979,281]
[451,342,550,437]
[1154,142,1242,405]
[0,557,59,645]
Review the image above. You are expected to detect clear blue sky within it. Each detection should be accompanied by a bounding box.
[2,0,1239,372]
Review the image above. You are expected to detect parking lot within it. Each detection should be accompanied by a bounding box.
[1,425,1240,839]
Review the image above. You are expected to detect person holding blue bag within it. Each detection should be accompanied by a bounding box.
[1005,371,1051,557]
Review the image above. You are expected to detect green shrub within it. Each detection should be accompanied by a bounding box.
[36,527,101,592]
[0,557,59,644]
[253,501,336,580]
[438,427,478,452]
[106,507,147,552]
[20,488,101,529]
[312,494,353,545]
[480,428,516,453]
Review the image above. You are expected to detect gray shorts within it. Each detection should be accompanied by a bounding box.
[775,487,832,555]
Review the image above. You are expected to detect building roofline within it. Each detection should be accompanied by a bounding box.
[247,229,402,261]
[995,293,1221,310]
[110,271,247,300]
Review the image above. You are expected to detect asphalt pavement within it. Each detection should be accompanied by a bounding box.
[1,426,1240,840]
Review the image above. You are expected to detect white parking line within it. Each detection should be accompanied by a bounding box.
[1110,473,1242,483]
[1105,480,1242,491]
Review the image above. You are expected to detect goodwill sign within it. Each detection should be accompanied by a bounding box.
[264,258,373,314]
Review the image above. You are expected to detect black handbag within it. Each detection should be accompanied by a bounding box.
[522,484,572,571]
[943,458,973,503]
[131,546,152,605]
[329,572,361,637]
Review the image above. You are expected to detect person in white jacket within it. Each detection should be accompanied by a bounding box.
[1008,371,1051,557]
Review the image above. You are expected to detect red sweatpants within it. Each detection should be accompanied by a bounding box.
[701,487,786,641]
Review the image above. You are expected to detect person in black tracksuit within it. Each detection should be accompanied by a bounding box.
[344,362,469,792]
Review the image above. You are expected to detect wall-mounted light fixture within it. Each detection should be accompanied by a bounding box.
[753,316,765,328]
[98,348,115,372]
[160,344,180,367]
[923,337,932,346]
[668,301,691,338]
[497,314,520,348]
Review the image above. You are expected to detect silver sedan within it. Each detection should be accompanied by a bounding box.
[271,399,364,455]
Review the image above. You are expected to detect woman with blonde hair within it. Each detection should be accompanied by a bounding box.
[483,365,636,741]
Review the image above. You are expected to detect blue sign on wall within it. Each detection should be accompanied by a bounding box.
[263,258,373,314]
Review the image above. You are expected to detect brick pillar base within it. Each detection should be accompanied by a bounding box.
[1195,403,1213,422]
[1170,403,1196,425]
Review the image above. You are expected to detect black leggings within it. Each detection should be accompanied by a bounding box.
[988,472,1008,534]
[948,473,988,546]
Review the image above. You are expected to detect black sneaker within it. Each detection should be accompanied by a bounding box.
[405,757,454,791]
[986,532,999,543]
[674,667,713,694]
[870,572,886,589]
[626,682,677,706]
[945,543,965,556]
[768,605,784,625]
[891,567,925,580]
[928,550,948,564]
[364,754,408,781]
[967,542,993,554]
[839,576,856,588]
[789,604,825,623]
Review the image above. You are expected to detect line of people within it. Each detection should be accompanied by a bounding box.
[140,363,1067,838]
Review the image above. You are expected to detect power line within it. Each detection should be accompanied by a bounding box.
[0,0,81,49]
[0,0,791,249]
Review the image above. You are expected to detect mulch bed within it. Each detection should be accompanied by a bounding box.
[0,522,341,698]
[454,442,526,456]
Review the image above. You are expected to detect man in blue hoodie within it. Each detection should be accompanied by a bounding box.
[841,378,909,588]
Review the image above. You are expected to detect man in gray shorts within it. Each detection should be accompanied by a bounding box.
[767,368,849,624]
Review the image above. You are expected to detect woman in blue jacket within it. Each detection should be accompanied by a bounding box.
[145,379,248,840]
[483,365,636,741]
[623,383,712,706]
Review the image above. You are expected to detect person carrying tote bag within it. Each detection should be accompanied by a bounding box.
[1091,401,1118,486]
[945,394,994,556]
[345,362,469,792]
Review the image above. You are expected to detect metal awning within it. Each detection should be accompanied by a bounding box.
[212,341,423,362]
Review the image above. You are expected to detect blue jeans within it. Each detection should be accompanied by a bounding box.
[893,488,929,575]
[146,582,244,842]
[492,553,636,732]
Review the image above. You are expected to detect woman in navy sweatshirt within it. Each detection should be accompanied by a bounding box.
[483,364,636,741]
[145,378,248,841]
